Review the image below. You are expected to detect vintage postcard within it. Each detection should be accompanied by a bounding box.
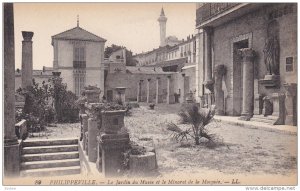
[2,2,297,189]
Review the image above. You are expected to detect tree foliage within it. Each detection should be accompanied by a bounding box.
[104,44,137,66]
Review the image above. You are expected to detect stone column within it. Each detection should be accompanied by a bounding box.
[146,79,151,103]
[271,93,286,125]
[203,27,214,92]
[81,114,88,151]
[167,75,171,104]
[239,48,255,121]
[21,31,34,89]
[214,65,226,115]
[155,77,160,104]
[137,81,141,102]
[4,3,20,177]
[88,117,98,162]
[181,73,185,103]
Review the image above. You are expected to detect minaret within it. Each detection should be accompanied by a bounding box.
[157,7,167,47]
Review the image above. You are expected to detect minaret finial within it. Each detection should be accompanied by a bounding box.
[160,7,165,16]
[77,15,79,27]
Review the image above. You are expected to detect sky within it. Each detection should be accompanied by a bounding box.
[13,3,196,70]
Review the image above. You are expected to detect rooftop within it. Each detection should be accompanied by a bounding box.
[52,26,106,44]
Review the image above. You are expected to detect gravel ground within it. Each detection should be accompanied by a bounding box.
[125,103,297,182]
[28,103,297,184]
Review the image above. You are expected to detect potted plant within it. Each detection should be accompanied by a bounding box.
[149,103,155,110]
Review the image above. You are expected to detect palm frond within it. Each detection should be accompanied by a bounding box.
[167,122,183,133]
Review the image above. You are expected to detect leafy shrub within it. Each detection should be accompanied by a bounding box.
[17,79,52,129]
[167,104,217,145]
[49,77,79,123]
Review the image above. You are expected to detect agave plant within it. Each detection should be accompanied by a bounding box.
[168,104,216,145]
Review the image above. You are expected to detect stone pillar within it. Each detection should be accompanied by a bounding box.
[4,3,20,177]
[137,81,141,102]
[214,65,226,115]
[99,133,130,177]
[271,93,286,125]
[146,79,151,103]
[181,74,186,103]
[155,77,160,104]
[21,31,34,89]
[81,114,88,151]
[239,48,255,121]
[203,27,214,92]
[115,87,126,105]
[167,75,171,104]
[88,117,98,162]
[283,83,297,126]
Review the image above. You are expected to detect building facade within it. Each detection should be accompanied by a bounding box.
[195,3,297,125]
[51,23,106,97]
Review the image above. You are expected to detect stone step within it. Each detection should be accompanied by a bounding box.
[252,115,278,121]
[20,166,81,177]
[22,151,79,162]
[21,159,80,170]
[251,117,275,125]
[23,138,78,147]
[22,145,78,154]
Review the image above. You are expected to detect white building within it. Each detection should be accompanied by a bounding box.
[51,22,106,97]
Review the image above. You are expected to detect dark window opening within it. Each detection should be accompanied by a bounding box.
[286,57,294,72]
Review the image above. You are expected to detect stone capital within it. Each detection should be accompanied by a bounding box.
[214,65,226,77]
[239,48,255,62]
[203,26,213,35]
[156,77,160,80]
[167,75,171,79]
[147,78,151,82]
[181,73,185,77]
[22,31,34,41]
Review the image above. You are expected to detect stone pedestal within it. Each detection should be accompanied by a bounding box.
[155,77,160,104]
[98,133,130,177]
[21,31,34,89]
[254,94,263,115]
[85,86,101,103]
[88,117,98,162]
[259,74,280,88]
[115,87,126,105]
[283,83,297,126]
[214,65,226,115]
[262,96,273,116]
[101,110,125,134]
[239,48,255,121]
[4,3,20,177]
[146,79,151,103]
[81,114,88,150]
[271,93,286,125]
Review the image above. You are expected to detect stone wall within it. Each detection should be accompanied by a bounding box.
[212,4,297,115]
[105,72,173,103]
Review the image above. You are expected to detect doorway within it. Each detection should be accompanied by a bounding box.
[232,39,249,116]
[107,90,113,102]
